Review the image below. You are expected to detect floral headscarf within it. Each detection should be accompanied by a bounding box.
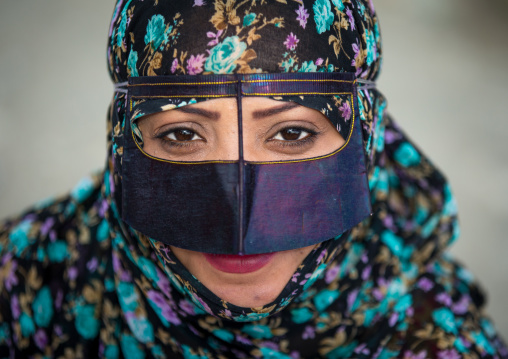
[0,0,506,358]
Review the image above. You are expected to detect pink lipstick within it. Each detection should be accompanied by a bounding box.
[203,253,276,274]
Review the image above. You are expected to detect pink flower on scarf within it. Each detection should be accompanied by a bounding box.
[437,349,461,359]
[346,8,355,31]
[186,54,206,75]
[284,32,299,51]
[295,5,309,29]
[339,100,352,121]
[171,58,178,73]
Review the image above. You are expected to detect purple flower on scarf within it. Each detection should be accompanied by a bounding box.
[156,270,172,298]
[351,40,363,75]
[148,290,182,325]
[34,329,48,350]
[284,33,299,50]
[171,58,178,73]
[186,54,206,75]
[67,266,78,281]
[346,8,355,31]
[302,325,315,339]
[403,350,428,359]
[407,306,414,317]
[206,30,223,47]
[193,0,205,6]
[368,0,375,13]
[417,277,434,292]
[316,248,327,264]
[54,325,63,337]
[179,299,195,315]
[339,100,352,121]
[4,259,18,291]
[40,217,55,237]
[295,5,309,29]
[291,272,301,283]
[87,257,99,272]
[11,295,20,319]
[315,58,324,66]
[437,349,461,359]
[451,295,470,314]
[98,199,109,217]
[112,251,131,282]
[235,334,252,345]
[347,289,359,310]
[389,312,398,327]
[372,287,384,301]
[299,272,312,286]
[362,266,372,280]
[325,264,340,283]
[196,295,213,315]
[354,344,370,355]
[436,292,452,306]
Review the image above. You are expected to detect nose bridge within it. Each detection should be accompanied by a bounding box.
[236,76,246,254]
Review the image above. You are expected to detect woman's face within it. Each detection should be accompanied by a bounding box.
[137,97,344,307]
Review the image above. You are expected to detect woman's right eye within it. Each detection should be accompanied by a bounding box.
[162,129,203,142]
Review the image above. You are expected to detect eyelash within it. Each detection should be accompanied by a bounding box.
[154,127,203,148]
[268,127,320,147]
[153,126,320,148]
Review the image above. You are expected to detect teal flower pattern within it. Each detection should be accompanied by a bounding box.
[313,0,334,34]
[144,14,169,51]
[204,36,247,74]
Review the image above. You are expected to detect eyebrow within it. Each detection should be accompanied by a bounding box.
[173,106,220,120]
[251,102,300,119]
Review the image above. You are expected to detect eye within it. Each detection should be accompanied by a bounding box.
[162,128,203,142]
[271,128,313,141]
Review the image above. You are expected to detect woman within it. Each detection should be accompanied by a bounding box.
[0,0,506,358]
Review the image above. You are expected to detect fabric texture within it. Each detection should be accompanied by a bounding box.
[1,0,507,358]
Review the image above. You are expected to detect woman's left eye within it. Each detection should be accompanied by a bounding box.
[271,128,313,141]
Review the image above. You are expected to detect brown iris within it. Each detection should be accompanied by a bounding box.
[172,129,196,141]
[280,128,304,141]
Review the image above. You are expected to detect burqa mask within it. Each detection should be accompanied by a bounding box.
[114,72,373,254]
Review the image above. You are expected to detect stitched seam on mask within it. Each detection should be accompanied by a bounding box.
[241,92,352,96]
[131,95,233,99]
[128,81,238,87]
[131,131,239,165]
[243,79,354,84]
[246,94,355,165]
[128,80,354,87]
[128,93,355,165]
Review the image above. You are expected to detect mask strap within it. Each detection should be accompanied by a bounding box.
[236,75,245,254]
[114,81,128,93]
[356,79,376,90]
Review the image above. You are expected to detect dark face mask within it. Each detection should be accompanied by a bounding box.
[116,72,372,254]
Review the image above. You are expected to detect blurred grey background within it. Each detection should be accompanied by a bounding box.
[1,0,507,338]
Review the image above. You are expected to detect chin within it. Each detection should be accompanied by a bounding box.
[170,245,315,307]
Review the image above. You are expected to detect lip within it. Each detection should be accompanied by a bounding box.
[203,252,276,274]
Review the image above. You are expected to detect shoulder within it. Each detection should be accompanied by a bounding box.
[395,256,508,358]
[0,173,113,355]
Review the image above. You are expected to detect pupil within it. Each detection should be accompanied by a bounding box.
[175,129,194,141]
[281,128,301,141]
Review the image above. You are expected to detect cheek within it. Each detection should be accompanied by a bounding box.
[287,245,317,264]
[170,247,202,271]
